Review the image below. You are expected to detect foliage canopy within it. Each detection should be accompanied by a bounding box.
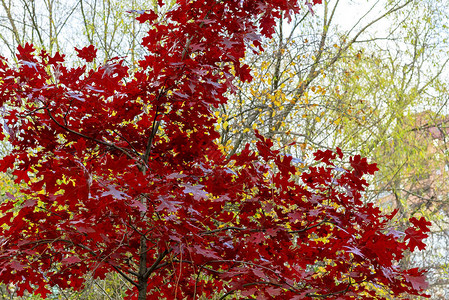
[0,0,430,299]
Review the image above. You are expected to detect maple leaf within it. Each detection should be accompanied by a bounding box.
[156,196,182,213]
[16,43,35,60]
[62,256,82,265]
[130,200,146,213]
[183,184,208,200]
[250,232,265,244]
[75,45,97,62]
[313,149,336,165]
[403,217,431,251]
[235,63,253,82]
[5,192,15,200]
[101,184,128,200]
[10,261,25,271]
[406,275,429,291]
[20,60,38,70]
[336,147,343,159]
[387,228,405,239]
[404,227,428,251]
[405,268,429,291]
[381,266,395,282]
[349,154,378,177]
[193,245,221,259]
[47,52,65,65]
[266,287,282,297]
[252,268,266,279]
[135,10,157,24]
[290,156,305,164]
[305,1,318,15]
[21,199,36,208]
[410,216,432,232]
[127,9,145,14]
[260,13,276,37]
[239,288,256,297]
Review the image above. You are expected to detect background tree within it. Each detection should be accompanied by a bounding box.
[218,0,414,155]
[0,0,177,63]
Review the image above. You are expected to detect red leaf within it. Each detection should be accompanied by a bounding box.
[404,227,428,251]
[35,284,51,298]
[130,200,147,213]
[47,52,65,65]
[241,288,258,297]
[336,147,343,159]
[267,287,282,297]
[193,245,221,259]
[183,184,208,200]
[405,270,429,291]
[62,256,82,265]
[16,43,35,60]
[349,154,379,176]
[250,232,265,244]
[156,197,182,213]
[12,168,30,183]
[410,216,432,232]
[313,149,336,165]
[135,10,157,24]
[235,63,252,82]
[101,184,129,200]
[21,199,36,208]
[75,45,97,62]
[252,268,266,279]
[11,260,26,271]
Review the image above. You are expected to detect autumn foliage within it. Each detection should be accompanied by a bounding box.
[0,0,430,299]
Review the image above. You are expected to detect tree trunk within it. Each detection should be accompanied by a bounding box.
[137,235,148,300]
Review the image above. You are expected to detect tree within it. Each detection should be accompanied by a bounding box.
[0,0,430,299]
[217,0,415,157]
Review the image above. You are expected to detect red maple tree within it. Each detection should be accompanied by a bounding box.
[0,1,430,299]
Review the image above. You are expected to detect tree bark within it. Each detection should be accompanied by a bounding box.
[137,235,148,300]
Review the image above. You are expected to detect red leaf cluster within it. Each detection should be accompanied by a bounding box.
[0,0,429,299]
[74,45,97,62]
